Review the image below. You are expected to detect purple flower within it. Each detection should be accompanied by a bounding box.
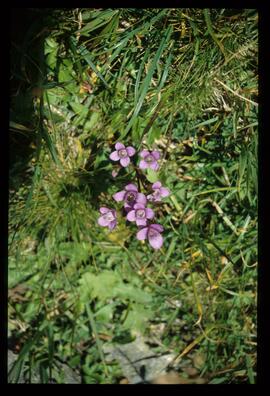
[113,183,147,210]
[136,224,164,250]
[147,181,170,202]
[126,203,155,226]
[139,150,160,171]
[97,207,117,230]
[109,142,136,167]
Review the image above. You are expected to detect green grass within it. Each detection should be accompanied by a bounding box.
[9,8,257,384]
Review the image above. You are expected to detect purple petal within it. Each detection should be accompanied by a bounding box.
[148,232,163,250]
[136,193,147,205]
[127,210,136,222]
[150,224,164,233]
[99,207,109,214]
[113,190,125,202]
[152,181,162,190]
[147,194,155,202]
[115,142,125,150]
[152,151,160,160]
[136,227,148,240]
[160,187,170,197]
[98,216,109,227]
[150,161,159,171]
[126,146,136,157]
[108,220,117,230]
[136,218,147,227]
[110,151,120,161]
[124,203,134,212]
[134,203,145,210]
[120,157,130,167]
[125,184,138,192]
[145,208,155,219]
[139,150,149,158]
[139,160,148,169]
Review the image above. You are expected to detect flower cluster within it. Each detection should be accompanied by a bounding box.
[97,142,170,250]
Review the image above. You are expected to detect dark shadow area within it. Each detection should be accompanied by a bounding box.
[10,8,59,192]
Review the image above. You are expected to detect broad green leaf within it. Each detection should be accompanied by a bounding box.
[45,37,58,51]
[58,242,89,263]
[79,271,120,302]
[147,125,161,145]
[114,284,152,304]
[94,305,114,323]
[78,270,152,305]
[46,51,57,70]
[123,304,153,332]
[84,112,100,131]
[69,101,88,116]
[146,168,159,183]
[78,273,96,302]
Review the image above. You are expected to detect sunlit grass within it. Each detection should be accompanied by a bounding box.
[9,8,257,384]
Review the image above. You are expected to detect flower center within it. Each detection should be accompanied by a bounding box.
[104,211,114,221]
[118,149,127,158]
[145,154,154,163]
[136,209,145,218]
[148,229,158,238]
[126,191,136,203]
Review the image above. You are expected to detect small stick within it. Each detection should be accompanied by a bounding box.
[214,78,258,107]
